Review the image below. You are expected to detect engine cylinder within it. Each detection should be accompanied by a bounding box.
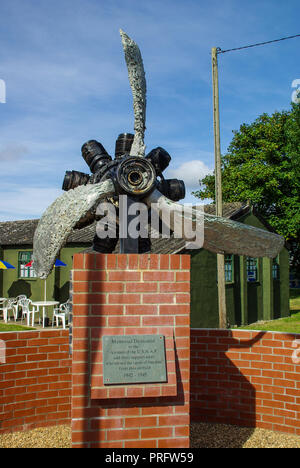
[81,140,112,174]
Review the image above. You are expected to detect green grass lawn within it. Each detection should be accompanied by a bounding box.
[238,288,300,334]
[0,322,35,332]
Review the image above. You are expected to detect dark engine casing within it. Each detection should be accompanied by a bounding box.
[62,135,185,202]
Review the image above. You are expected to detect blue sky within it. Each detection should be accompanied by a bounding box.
[0,0,299,221]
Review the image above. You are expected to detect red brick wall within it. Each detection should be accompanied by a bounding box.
[71,253,190,448]
[1,316,299,441]
[191,329,300,436]
[0,330,71,434]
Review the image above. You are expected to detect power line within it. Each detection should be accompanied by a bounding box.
[218,33,300,54]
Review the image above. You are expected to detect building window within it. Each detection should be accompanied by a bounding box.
[247,257,258,282]
[225,255,234,283]
[272,257,280,280]
[18,252,37,278]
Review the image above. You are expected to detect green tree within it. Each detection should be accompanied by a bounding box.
[193,103,300,275]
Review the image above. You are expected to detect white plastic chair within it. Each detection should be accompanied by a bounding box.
[3,298,18,323]
[52,301,70,329]
[20,299,39,327]
[14,295,27,321]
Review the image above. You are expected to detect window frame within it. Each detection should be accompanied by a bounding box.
[18,251,37,279]
[247,257,259,283]
[225,254,234,283]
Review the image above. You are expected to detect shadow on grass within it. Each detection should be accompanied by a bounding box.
[289,309,300,317]
[289,288,300,300]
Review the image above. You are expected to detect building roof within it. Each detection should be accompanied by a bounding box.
[0,202,251,254]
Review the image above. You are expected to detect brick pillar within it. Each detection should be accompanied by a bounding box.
[71,253,190,448]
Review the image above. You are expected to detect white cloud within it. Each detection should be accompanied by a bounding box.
[0,185,62,221]
[0,0,297,220]
[166,159,213,191]
[0,144,29,161]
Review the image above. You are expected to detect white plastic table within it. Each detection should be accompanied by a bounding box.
[31,301,59,328]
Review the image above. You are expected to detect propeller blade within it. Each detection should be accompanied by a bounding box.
[33,179,115,279]
[120,29,146,157]
[144,189,284,258]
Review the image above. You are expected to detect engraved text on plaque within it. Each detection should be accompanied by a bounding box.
[103,335,167,385]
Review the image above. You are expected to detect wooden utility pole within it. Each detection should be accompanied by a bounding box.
[211,47,227,329]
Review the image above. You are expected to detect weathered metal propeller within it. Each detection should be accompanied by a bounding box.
[32,30,284,279]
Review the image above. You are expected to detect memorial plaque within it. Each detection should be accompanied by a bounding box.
[103,335,167,385]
